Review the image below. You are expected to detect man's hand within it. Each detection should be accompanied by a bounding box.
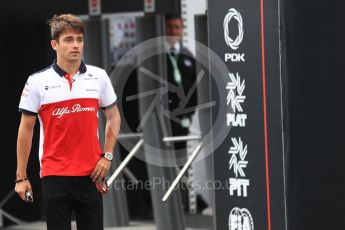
[91,105,120,183]
[16,113,36,202]
[15,180,33,202]
[90,157,112,182]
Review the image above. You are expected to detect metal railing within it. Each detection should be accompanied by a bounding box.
[162,141,203,202]
[0,190,26,227]
[107,138,144,187]
[108,134,203,202]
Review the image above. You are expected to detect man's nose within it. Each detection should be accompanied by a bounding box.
[73,40,81,47]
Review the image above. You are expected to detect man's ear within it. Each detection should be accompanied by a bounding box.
[51,40,57,50]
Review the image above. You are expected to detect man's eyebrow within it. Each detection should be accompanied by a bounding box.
[63,35,83,39]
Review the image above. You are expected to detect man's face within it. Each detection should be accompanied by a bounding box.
[51,30,84,63]
[166,18,183,45]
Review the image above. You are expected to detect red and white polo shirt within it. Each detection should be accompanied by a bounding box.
[19,61,117,177]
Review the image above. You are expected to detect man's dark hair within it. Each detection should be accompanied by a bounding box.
[49,14,85,41]
[165,14,183,22]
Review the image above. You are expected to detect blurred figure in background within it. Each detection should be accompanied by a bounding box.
[165,14,198,212]
[165,14,197,158]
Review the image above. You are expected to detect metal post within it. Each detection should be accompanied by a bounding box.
[83,18,110,72]
[83,18,129,227]
[98,112,130,227]
[194,14,215,217]
[136,14,185,230]
[143,0,180,15]
[0,210,3,227]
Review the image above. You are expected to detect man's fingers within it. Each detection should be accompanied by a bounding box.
[19,190,26,200]
[15,183,32,202]
[98,170,107,181]
[91,159,111,182]
[93,167,107,182]
[91,167,100,182]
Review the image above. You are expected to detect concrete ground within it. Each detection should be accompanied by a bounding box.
[3,214,213,230]
[4,221,210,230]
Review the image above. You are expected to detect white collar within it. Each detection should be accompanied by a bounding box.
[165,42,181,54]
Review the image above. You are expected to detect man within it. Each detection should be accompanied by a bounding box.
[15,14,121,230]
[165,14,198,213]
[165,14,197,160]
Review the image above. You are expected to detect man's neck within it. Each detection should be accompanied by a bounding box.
[166,41,181,53]
[56,59,81,76]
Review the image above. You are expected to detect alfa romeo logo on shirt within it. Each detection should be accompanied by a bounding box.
[223,8,244,50]
[52,104,96,118]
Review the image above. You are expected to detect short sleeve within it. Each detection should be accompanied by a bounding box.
[18,76,40,115]
[99,71,117,110]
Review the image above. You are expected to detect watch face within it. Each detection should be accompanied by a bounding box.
[104,152,113,161]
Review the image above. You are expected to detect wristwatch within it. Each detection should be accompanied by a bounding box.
[102,152,113,161]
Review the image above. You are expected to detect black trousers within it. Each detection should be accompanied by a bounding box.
[42,176,103,230]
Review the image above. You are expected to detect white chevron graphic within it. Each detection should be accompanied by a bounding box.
[228,137,248,177]
[226,72,246,112]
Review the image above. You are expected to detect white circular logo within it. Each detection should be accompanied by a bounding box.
[111,36,232,167]
[228,207,254,230]
[223,8,244,50]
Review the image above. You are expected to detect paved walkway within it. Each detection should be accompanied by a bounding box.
[4,218,212,230]
[5,221,156,230]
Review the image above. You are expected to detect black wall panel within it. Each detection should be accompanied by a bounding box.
[282,0,345,229]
